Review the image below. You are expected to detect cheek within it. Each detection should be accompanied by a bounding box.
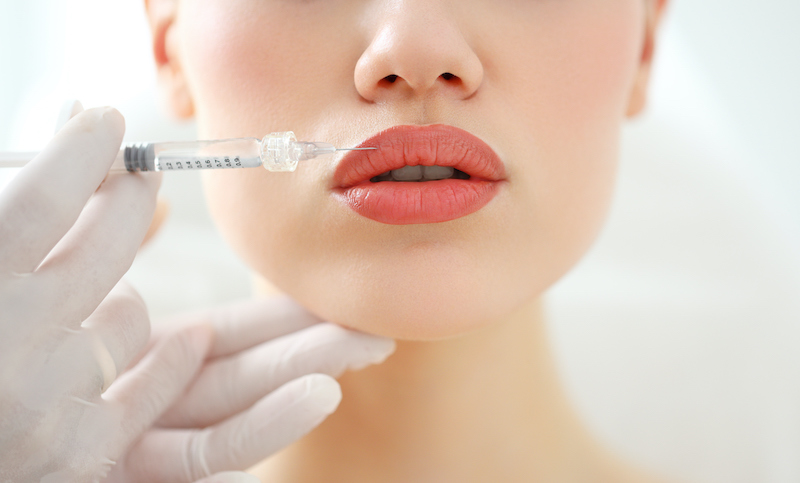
[201,165,324,293]
[178,1,336,138]
[183,0,352,285]
[490,1,644,275]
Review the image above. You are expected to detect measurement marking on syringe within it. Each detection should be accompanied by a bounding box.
[156,157,243,170]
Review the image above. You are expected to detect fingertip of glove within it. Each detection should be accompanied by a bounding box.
[303,374,342,415]
[100,106,125,134]
[72,106,124,137]
[369,336,397,362]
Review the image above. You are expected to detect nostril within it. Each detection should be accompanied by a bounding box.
[441,73,455,80]
[384,75,399,83]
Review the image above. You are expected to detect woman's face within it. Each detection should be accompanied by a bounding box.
[165,0,650,340]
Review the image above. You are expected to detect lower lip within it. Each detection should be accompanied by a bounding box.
[334,179,502,225]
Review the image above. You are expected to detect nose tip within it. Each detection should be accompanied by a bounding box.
[354,12,484,102]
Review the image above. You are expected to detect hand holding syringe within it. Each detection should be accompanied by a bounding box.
[0,131,376,173]
[0,105,395,482]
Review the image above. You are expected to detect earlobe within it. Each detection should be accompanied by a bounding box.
[144,0,195,119]
[625,0,669,118]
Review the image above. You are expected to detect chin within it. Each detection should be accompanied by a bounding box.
[341,299,492,341]
[311,289,516,341]
[281,255,533,341]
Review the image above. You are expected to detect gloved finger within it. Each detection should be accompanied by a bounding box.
[54,99,84,134]
[3,321,99,407]
[202,374,341,476]
[0,107,125,275]
[80,280,151,392]
[151,295,323,361]
[35,165,161,327]
[33,282,150,401]
[124,374,341,483]
[194,472,260,483]
[102,324,213,450]
[159,323,394,428]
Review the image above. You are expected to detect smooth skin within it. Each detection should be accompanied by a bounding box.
[146,0,669,481]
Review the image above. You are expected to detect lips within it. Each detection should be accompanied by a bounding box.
[332,124,506,224]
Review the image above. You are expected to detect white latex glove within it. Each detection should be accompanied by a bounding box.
[108,296,396,482]
[0,105,396,482]
[0,104,162,481]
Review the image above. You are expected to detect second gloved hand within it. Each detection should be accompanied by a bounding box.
[107,295,396,482]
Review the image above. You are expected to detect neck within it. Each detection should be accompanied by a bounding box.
[251,292,627,482]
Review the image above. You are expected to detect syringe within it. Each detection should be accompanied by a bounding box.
[0,131,376,173]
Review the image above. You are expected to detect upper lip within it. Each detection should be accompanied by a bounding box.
[333,124,506,188]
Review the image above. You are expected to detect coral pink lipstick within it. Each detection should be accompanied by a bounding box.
[332,125,506,224]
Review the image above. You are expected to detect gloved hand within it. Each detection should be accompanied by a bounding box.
[106,296,395,482]
[0,104,395,482]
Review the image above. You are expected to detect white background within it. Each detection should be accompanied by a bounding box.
[1,1,799,482]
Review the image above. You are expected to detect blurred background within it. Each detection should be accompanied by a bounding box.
[1,1,799,482]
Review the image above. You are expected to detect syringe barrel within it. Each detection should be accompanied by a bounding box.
[122,138,262,172]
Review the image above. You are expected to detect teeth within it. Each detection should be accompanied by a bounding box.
[422,166,454,180]
[369,166,469,182]
[391,166,423,181]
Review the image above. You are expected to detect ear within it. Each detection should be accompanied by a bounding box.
[144,0,194,119]
[626,0,669,118]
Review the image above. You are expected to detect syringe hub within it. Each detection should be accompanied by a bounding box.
[260,132,339,171]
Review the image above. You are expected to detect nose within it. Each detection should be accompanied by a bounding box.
[354,1,484,103]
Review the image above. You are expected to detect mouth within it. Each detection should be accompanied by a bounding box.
[332,124,506,224]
